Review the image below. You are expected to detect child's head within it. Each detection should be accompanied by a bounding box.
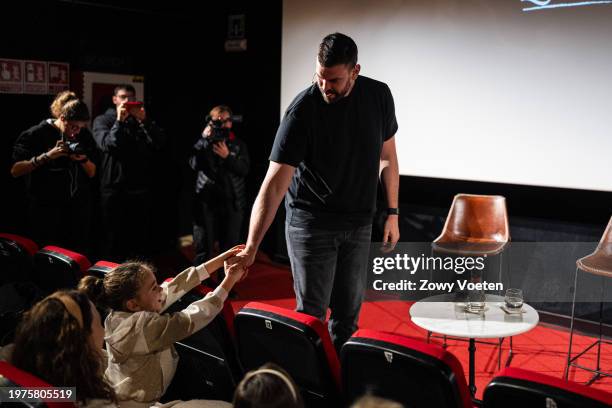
[79,261,163,313]
[351,395,405,408]
[11,290,115,404]
[233,363,304,408]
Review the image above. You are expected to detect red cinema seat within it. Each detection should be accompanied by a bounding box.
[341,329,473,408]
[0,233,38,285]
[483,367,612,408]
[234,302,341,407]
[0,360,75,408]
[162,282,240,402]
[87,260,119,279]
[33,246,91,293]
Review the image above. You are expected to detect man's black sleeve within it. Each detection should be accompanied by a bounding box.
[383,84,398,141]
[223,140,250,177]
[269,112,308,167]
[93,115,131,153]
[188,137,213,173]
[139,120,166,150]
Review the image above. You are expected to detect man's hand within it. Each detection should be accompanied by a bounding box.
[212,140,230,159]
[234,246,257,282]
[381,215,400,253]
[47,140,69,160]
[202,125,212,138]
[116,102,129,122]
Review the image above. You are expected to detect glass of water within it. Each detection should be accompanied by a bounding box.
[467,290,486,313]
[504,288,524,311]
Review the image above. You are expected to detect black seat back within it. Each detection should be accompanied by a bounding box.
[0,233,38,286]
[33,246,90,293]
[161,285,240,402]
[483,368,612,408]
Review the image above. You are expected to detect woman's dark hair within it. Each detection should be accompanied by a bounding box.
[79,261,152,312]
[318,32,358,68]
[11,290,116,405]
[233,363,304,408]
[60,98,90,122]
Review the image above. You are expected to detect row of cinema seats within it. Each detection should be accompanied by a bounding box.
[1,233,612,408]
[0,233,115,346]
[231,304,612,408]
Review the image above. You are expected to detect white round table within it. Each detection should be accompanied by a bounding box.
[409,293,539,397]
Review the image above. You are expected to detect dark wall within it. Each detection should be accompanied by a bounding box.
[0,0,283,255]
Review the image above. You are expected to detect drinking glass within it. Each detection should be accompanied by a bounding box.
[504,288,523,311]
[466,290,486,313]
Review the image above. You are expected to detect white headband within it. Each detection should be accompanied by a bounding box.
[244,368,298,402]
[49,294,83,328]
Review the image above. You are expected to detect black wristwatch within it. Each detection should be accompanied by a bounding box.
[387,208,399,216]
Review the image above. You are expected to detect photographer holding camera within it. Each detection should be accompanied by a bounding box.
[93,84,166,261]
[11,93,97,254]
[189,105,250,266]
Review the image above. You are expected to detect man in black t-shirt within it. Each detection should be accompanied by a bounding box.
[239,33,400,349]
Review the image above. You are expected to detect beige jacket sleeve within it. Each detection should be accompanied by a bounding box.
[160,264,211,312]
[133,286,228,354]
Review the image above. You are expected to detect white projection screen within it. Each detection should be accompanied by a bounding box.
[281,0,612,192]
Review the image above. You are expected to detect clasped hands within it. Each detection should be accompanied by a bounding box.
[221,245,257,283]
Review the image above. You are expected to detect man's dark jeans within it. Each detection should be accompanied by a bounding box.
[285,222,372,351]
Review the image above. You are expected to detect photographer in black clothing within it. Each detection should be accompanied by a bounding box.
[11,95,97,254]
[189,105,249,265]
[92,84,166,261]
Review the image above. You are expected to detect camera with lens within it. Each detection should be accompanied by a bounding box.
[206,115,230,143]
[67,141,87,155]
[62,135,87,155]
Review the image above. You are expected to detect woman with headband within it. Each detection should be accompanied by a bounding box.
[3,289,237,408]
[233,363,304,408]
[5,290,116,407]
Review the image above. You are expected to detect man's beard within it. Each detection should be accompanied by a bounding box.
[319,80,353,104]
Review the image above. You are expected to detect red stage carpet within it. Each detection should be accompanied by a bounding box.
[230,260,612,400]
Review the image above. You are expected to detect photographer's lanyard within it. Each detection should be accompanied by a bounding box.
[54,123,79,198]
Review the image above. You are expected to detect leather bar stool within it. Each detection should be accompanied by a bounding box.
[429,194,511,368]
[565,216,612,384]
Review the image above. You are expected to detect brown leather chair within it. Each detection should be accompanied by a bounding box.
[432,194,510,256]
[429,194,511,364]
[565,216,612,384]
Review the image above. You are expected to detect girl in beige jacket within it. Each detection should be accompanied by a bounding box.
[80,246,245,408]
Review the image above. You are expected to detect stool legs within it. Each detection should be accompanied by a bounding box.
[565,267,611,383]
[587,279,606,385]
[587,299,605,385]
[564,267,579,380]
